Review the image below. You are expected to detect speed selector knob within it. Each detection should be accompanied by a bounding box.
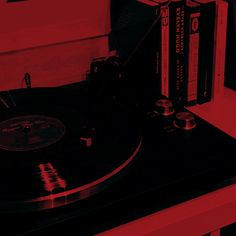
[154,99,175,116]
[173,112,196,130]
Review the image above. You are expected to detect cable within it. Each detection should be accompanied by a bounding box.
[124,0,172,66]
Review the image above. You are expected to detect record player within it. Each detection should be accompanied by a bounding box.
[0,2,236,236]
[0,54,235,236]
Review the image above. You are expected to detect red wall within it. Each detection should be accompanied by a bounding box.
[0,0,110,52]
[0,0,110,90]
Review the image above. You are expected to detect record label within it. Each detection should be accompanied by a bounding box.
[0,115,66,152]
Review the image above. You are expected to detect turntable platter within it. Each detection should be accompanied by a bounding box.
[0,87,142,212]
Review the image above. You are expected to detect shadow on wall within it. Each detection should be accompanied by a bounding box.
[109,0,157,60]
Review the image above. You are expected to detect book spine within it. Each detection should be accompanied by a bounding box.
[197,2,215,104]
[169,0,186,104]
[185,10,200,106]
[137,0,160,6]
[152,6,162,96]
[225,0,236,90]
[161,5,170,97]
[212,0,228,100]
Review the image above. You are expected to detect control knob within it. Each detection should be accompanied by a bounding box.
[173,112,196,130]
[154,99,175,116]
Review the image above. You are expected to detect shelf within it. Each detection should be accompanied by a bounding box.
[97,183,236,236]
[187,87,236,139]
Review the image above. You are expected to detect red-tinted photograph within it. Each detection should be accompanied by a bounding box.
[0,0,236,235]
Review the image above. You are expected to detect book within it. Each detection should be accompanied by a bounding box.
[225,0,236,90]
[168,0,187,104]
[184,0,200,106]
[137,0,170,98]
[196,1,216,104]
[123,1,163,102]
[212,0,228,100]
[161,4,170,98]
[195,0,228,103]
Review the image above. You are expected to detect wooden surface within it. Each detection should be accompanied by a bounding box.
[0,36,109,91]
[188,87,236,139]
[97,183,236,236]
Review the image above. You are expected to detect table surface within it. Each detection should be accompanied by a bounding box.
[188,87,236,139]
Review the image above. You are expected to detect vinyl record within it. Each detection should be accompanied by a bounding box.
[0,87,142,212]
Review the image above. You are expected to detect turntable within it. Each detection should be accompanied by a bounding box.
[0,58,235,236]
[0,83,142,213]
